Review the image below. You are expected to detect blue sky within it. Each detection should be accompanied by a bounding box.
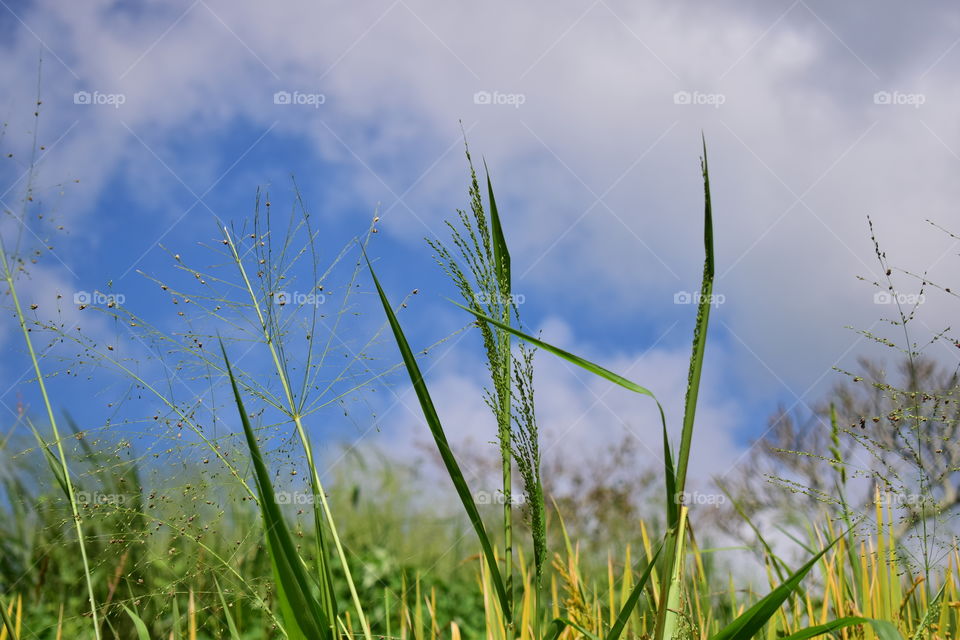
[2,0,959,493]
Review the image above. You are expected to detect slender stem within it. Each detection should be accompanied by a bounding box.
[501,322,513,628]
[655,147,713,640]
[224,227,373,640]
[0,243,102,640]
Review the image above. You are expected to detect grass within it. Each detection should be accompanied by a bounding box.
[0,130,958,639]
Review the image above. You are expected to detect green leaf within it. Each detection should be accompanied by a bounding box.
[544,617,600,640]
[221,340,331,640]
[23,417,69,498]
[0,599,18,640]
[911,581,947,640]
[663,424,678,530]
[214,578,243,640]
[872,619,908,640]
[780,618,906,640]
[654,139,716,640]
[122,606,152,640]
[363,251,511,619]
[780,617,867,640]
[452,301,664,406]
[605,540,663,640]
[708,536,841,640]
[673,135,715,517]
[484,159,511,293]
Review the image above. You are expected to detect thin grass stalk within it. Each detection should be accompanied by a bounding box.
[487,163,516,627]
[364,249,512,616]
[223,226,371,639]
[426,149,524,624]
[222,340,330,639]
[0,239,101,640]
[655,139,714,640]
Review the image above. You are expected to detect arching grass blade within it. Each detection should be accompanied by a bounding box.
[363,251,512,620]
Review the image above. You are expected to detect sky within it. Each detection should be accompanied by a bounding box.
[1,0,959,500]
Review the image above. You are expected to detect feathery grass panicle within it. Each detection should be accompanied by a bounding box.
[512,343,546,587]
[427,139,520,622]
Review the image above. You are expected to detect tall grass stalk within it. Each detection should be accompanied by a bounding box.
[655,138,714,640]
[448,142,895,640]
[222,223,372,639]
[364,246,512,618]
[0,237,101,640]
[427,146,523,626]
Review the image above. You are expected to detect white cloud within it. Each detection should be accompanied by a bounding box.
[2,0,960,460]
[368,316,741,497]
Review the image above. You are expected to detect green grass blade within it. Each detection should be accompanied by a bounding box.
[122,606,152,640]
[660,507,689,640]
[673,135,715,515]
[544,618,600,640]
[654,139,715,640]
[781,618,906,640]
[663,424,678,529]
[23,417,68,497]
[221,340,331,640]
[484,159,511,291]
[708,536,841,640]
[0,237,102,640]
[911,581,946,640]
[0,598,18,640]
[872,620,908,640]
[310,463,339,630]
[605,539,663,640]
[363,250,512,619]
[452,302,663,404]
[484,157,515,624]
[780,617,868,640]
[214,578,243,640]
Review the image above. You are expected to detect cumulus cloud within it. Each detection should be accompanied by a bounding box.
[365,315,740,497]
[2,0,959,465]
